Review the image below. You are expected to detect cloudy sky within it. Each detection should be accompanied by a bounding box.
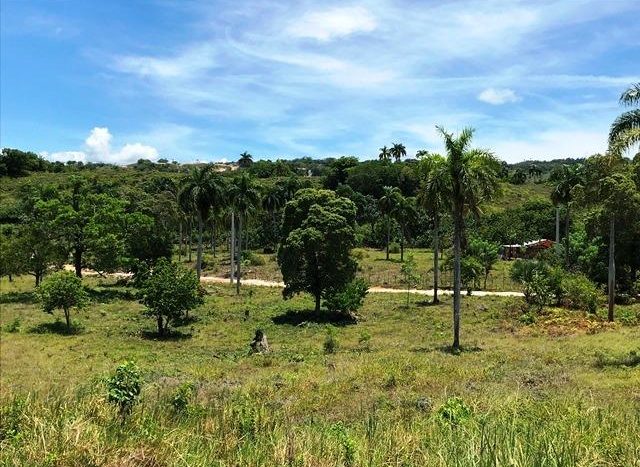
[1,0,639,164]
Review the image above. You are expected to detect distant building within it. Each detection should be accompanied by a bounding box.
[500,239,554,260]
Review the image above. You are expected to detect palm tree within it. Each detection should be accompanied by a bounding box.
[238,151,254,168]
[262,185,286,252]
[378,186,401,260]
[179,166,226,279]
[393,195,416,262]
[550,164,583,267]
[390,143,407,163]
[528,163,542,181]
[417,153,449,304]
[378,146,391,163]
[609,83,640,156]
[436,126,501,351]
[228,173,261,294]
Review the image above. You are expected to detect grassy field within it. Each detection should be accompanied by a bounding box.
[1,274,639,466]
[191,246,520,292]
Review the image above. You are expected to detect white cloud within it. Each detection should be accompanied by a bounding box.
[478,88,521,105]
[43,127,158,165]
[286,6,377,41]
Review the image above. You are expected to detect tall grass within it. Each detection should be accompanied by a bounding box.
[2,388,639,466]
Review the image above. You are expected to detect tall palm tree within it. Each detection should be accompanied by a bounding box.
[609,83,640,156]
[436,127,501,351]
[417,153,449,304]
[262,185,285,251]
[228,173,261,294]
[393,195,416,262]
[390,143,407,163]
[378,186,401,260]
[550,164,583,267]
[238,151,254,168]
[179,166,226,279]
[378,146,391,163]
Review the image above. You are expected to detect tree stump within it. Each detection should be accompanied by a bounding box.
[250,329,270,354]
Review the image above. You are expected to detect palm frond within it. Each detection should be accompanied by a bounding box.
[620,83,640,107]
[609,109,640,144]
[609,127,640,156]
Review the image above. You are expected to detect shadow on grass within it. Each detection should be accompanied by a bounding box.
[86,287,138,303]
[172,315,200,327]
[139,329,192,341]
[416,299,443,307]
[374,257,403,264]
[28,321,83,335]
[410,344,483,355]
[272,308,357,326]
[0,291,37,304]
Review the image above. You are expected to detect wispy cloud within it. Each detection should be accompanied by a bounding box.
[285,6,377,41]
[478,88,521,105]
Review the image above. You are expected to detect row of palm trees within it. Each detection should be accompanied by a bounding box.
[378,143,407,163]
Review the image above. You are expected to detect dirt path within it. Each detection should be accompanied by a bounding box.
[70,267,524,297]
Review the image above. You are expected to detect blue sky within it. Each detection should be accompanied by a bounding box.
[1,0,639,164]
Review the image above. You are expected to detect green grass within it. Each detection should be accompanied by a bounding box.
[1,275,639,466]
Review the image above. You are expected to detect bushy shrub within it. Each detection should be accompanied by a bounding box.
[437,397,472,425]
[561,273,599,314]
[324,279,369,316]
[323,327,339,354]
[510,260,554,310]
[171,382,195,413]
[106,361,142,419]
[388,242,400,254]
[243,251,266,266]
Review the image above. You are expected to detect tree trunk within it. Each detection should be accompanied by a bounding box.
[64,307,71,331]
[236,215,242,295]
[196,212,204,279]
[230,212,235,284]
[157,314,164,336]
[400,233,404,262]
[178,221,183,262]
[433,215,439,304]
[564,205,570,267]
[188,217,193,262]
[314,293,321,314]
[35,271,42,287]
[386,216,390,260]
[452,207,463,351]
[212,221,216,258]
[74,246,82,278]
[608,217,615,322]
[555,206,560,244]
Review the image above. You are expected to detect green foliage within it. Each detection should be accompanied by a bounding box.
[561,273,599,314]
[400,255,420,305]
[4,317,22,333]
[594,349,640,368]
[278,189,358,312]
[437,397,472,425]
[468,238,501,288]
[171,382,196,414]
[323,278,368,316]
[330,422,357,467]
[37,271,88,330]
[0,396,27,441]
[141,259,204,336]
[243,251,266,266]
[323,327,339,354]
[0,148,51,177]
[106,361,142,418]
[510,260,554,310]
[388,242,400,254]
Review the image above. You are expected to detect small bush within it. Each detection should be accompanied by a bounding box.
[618,307,640,326]
[437,396,472,425]
[106,361,142,419]
[358,330,372,351]
[594,349,640,368]
[171,382,195,413]
[330,422,356,467]
[389,242,400,254]
[4,317,21,333]
[323,327,339,354]
[244,251,266,266]
[562,273,599,314]
[324,279,369,316]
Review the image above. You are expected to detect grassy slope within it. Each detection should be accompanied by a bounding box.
[1,276,639,465]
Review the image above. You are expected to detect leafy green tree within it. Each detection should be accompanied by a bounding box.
[609,82,640,156]
[468,238,500,289]
[400,254,420,306]
[378,186,401,260]
[180,166,227,278]
[0,227,25,282]
[141,259,203,336]
[278,189,358,313]
[510,169,527,185]
[324,156,359,190]
[460,256,483,296]
[0,148,50,177]
[106,361,142,420]
[228,173,261,294]
[416,153,449,303]
[37,271,89,331]
[435,126,501,350]
[390,143,407,163]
